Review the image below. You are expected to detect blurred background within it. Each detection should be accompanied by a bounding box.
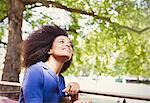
[0,0,150,102]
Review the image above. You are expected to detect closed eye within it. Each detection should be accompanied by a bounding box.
[59,40,65,43]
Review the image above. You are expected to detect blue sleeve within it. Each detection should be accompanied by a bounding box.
[59,75,66,97]
[22,65,44,103]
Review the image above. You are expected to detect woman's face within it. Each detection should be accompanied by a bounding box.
[49,35,73,62]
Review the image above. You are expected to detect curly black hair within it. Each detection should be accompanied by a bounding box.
[21,25,72,73]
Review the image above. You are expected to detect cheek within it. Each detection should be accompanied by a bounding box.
[53,48,61,54]
[70,51,73,55]
[52,44,61,52]
[55,47,66,56]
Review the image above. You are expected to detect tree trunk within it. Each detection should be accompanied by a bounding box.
[0,0,24,100]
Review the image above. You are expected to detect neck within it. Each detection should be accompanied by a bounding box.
[45,55,64,75]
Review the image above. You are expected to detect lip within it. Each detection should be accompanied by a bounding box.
[62,47,71,52]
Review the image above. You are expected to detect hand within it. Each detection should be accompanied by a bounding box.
[73,100,92,103]
[73,95,92,103]
[63,82,80,95]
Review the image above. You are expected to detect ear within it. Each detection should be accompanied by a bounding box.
[48,49,52,55]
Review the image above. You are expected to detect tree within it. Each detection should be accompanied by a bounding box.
[0,0,24,99]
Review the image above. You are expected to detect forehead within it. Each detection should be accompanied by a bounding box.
[54,35,71,42]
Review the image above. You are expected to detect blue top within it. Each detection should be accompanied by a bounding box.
[19,61,66,103]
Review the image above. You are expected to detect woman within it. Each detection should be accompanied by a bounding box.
[19,25,90,103]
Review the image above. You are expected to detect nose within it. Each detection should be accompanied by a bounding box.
[65,42,71,47]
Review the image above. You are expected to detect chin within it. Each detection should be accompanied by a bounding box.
[61,55,72,62]
[54,53,72,62]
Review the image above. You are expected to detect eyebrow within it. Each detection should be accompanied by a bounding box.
[58,38,72,43]
[58,38,73,46]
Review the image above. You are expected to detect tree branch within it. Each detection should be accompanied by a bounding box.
[67,28,78,34]
[140,26,150,33]
[0,41,7,45]
[85,0,95,15]
[24,0,111,21]
[118,24,150,34]
[23,0,150,34]
[0,15,7,22]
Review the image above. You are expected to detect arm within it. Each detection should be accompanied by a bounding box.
[22,66,44,103]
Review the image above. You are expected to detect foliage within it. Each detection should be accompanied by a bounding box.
[0,0,7,41]
[0,25,4,40]
[0,0,7,21]
[61,0,150,77]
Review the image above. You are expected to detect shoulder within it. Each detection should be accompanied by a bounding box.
[24,62,44,80]
[28,63,43,73]
[22,62,45,88]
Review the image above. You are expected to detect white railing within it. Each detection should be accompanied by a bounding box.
[0,81,150,101]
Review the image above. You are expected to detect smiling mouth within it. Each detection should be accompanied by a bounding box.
[62,48,71,52]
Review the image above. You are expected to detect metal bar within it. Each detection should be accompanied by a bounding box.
[0,81,21,86]
[1,81,150,101]
[0,91,20,94]
[79,90,150,101]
